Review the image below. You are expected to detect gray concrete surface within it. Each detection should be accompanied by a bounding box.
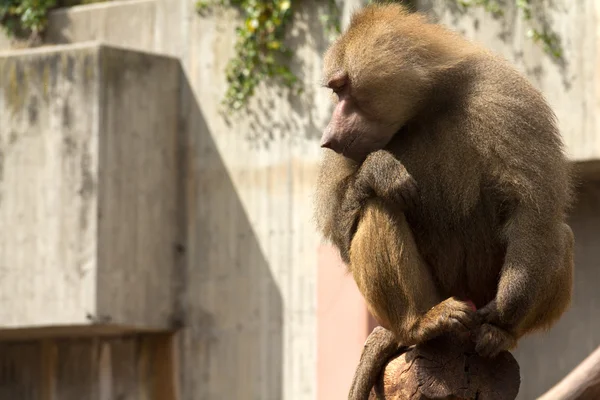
[0,43,180,333]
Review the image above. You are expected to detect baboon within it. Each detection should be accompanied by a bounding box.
[314,4,575,399]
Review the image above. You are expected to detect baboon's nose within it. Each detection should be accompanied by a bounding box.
[320,139,333,149]
[320,126,338,150]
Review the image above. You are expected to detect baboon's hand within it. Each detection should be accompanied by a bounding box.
[474,300,517,357]
[414,297,479,343]
[356,150,419,211]
[474,323,516,358]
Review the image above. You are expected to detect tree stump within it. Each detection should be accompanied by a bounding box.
[369,334,521,400]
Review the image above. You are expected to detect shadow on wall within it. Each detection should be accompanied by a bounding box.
[46,10,74,44]
[286,2,333,142]
[417,0,570,88]
[513,178,600,400]
[178,69,284,399]
[220,0,333,148]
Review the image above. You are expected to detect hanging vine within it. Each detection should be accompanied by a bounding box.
[0,0,107,42]
[196,0,340,111]
[515,0,562,59]
[0,0,58,40]
[458,0,562,59]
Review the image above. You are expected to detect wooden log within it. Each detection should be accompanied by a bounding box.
[369,334,521,400]
[537,345,600,400]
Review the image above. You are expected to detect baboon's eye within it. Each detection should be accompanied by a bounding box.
[328,74,349,95]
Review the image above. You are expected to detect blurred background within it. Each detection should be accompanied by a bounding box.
[0,0,598,399]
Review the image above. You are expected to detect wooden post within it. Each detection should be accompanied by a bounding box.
[40,340,57,400]
[146,333,179,400]
[369,334,521,400]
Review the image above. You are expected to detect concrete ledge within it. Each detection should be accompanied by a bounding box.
[46,0,156,51]
[0,324,174,342]
[0,43,182,334]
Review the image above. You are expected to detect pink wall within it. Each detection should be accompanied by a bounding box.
[317,244,371,400]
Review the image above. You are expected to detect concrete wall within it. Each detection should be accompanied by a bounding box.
[317,245,370,400]
[16,1,337,399]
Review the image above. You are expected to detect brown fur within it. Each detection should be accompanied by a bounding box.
[314,4,575,399]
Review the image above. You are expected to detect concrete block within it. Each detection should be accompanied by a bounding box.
[0,43,182,338]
